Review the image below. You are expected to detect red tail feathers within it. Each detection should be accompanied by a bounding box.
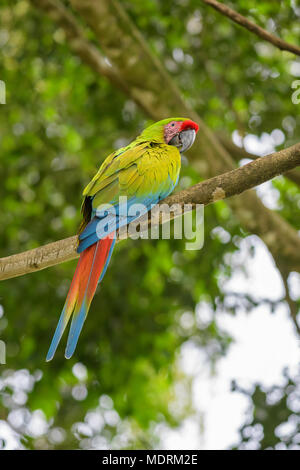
[46,235,115,361]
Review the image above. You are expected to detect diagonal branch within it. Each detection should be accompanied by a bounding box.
[202,0,300,57]
[1,142,299,281]
[30,0,131,96]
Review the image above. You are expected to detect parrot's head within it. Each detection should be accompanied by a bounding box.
[139,117,199,153]
[163,118,199,153]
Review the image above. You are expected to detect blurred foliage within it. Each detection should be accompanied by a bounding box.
[0,0,299,449]
[232,367,300,450]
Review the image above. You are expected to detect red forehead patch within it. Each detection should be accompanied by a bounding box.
[180,120,199,133]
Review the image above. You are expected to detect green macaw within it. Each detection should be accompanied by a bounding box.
[47,117,199,360]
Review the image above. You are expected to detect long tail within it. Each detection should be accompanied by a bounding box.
[46,234,116,361]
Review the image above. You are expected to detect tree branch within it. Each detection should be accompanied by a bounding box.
[202,0,300,57]
[1,143,299,281]
[218,134,300,187]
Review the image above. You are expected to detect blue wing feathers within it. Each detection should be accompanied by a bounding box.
[78,196,159,253]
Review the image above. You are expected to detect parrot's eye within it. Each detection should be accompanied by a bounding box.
[171,123,175,127]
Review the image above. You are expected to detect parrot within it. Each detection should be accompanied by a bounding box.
[46,117,199,361]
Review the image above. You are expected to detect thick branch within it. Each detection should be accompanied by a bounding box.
[202,0,300,57]
[1,143,299,281]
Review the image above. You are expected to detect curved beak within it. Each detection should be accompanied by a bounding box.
[169,129,196,153]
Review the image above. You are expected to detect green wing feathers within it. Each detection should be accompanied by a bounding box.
[83,141,181,208]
